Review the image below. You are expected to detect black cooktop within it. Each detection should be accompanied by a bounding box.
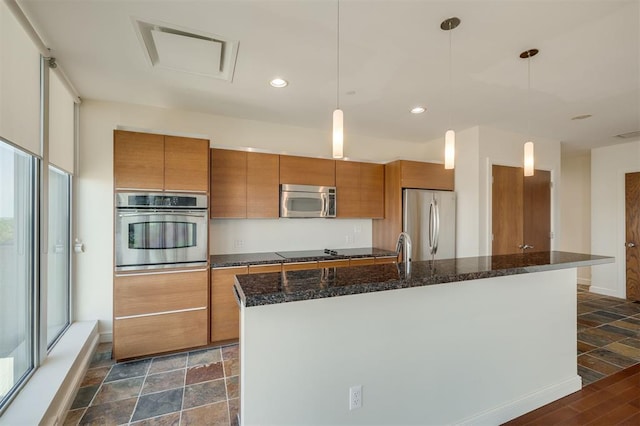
[275,249,340,259]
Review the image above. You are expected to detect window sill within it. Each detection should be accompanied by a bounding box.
[0,321,98,426]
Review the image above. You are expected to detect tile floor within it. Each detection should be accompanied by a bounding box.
[63,287,640,425]
[64,344,239,425]
[576,286,640,385]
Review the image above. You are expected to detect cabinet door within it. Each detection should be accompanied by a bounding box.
[350,257,375,266]
[247,152,280,218]
[336,161,360,217]
[114,270,208,317]
[211,266,248,342]
[375,256,397,264]
[114,310,208,360]
[249,263,282,274]
[360,163,384,218]
[164,136,209,192]
[318,259,350,268]
[401,160,454,191]
[280,155,335,186]
[282,262,318,271]
[211,149,247,218]
[114,130,164,191]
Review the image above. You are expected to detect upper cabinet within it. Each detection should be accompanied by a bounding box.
[336,161,384,218]
[210,148,279,218]
[400,160,454,191]
[279,155,335,186]
[114,130,209,192]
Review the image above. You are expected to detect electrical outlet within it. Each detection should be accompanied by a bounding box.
[349,385,362,410]
[234,239,244,249]
[345,235,354,244]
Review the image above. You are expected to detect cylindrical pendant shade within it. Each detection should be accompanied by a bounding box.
[444,129,455,169]
[524,141,534,176]
[333,108,343,159]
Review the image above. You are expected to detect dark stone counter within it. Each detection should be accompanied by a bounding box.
[210,247,397,268]
[234,251,614,307]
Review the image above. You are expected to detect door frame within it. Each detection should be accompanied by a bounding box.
[486,158,556,256]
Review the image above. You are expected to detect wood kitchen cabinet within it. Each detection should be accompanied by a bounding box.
[211,266,248,343]
[114,130,209,192]
[279,155,335,186]
[210,149,279,218]
[336,160,384,218]
[372,160,454,251]
[113,269,209,360]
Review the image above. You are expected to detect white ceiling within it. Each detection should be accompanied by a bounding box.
[18,0,640,155]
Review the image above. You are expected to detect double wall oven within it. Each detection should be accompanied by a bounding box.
[115,192,208,271]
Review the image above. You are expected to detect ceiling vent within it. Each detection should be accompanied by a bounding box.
[615,130,640,139]
[133,18,238,81]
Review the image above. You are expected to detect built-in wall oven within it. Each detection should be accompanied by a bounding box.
[115,192,208,271]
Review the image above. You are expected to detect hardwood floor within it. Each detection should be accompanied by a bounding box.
[504,363,640,425]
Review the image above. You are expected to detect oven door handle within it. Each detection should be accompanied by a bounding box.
[118,212,207,218]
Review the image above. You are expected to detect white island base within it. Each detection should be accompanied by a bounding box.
[240,268,581,425]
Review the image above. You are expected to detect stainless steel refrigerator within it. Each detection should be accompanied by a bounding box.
[403,189,456,261]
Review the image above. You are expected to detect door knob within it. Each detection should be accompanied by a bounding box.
[627,242,636,248]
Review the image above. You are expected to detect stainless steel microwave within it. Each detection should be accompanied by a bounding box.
[280,184,336,218]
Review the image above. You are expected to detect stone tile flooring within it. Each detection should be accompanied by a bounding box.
[64,344,239,425]
[576,286,640,385]
[63,287,639,425]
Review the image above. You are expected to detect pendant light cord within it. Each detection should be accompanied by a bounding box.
[448,21,452,129]
[336,0,340,110]
[527,54,531,139]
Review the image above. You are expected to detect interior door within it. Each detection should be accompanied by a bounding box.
[492,165,523,255]
[625,172,640,301]
[523,170,551,252]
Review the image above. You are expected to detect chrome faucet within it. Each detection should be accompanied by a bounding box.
[396,232,412,262]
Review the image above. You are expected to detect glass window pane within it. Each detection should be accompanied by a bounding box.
[47,167,70,347]
[0,140,34,408]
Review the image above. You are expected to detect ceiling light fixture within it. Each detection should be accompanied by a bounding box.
[270,78,288,88]
[332,0,343,159]
[441,17,460,170]
[411,106,426,114]
[520,48,538,177]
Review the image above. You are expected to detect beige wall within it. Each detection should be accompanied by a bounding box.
[560,153,591,285]
[76,99,431,340]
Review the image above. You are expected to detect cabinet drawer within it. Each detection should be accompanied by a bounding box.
[318,259,350,268]
[249,263,282,274]
[349,257,375,266]
[114,270,208,318]
[282,261,318,271]
[375,256,398,264]
[114,309,208,360]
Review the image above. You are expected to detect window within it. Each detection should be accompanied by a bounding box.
[47,167,70,347]
[0,140,36,409]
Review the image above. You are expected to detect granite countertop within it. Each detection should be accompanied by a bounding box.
[210,247,397,268]
[234,251,614,307]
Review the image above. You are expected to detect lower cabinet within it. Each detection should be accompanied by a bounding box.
[211,266,248,343]
[375,256,398,264]
[113,269,208,360]
[282,262,318,271]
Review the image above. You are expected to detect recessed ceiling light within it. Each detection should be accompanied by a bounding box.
[269,78,288,88]
[571,114,592,120]
[410,106,426,114]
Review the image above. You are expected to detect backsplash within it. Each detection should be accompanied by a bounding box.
[209,218,372,254]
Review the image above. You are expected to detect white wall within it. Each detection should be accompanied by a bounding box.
[560,153,591,285]
[591,140,640,298]
[76,99,429,338]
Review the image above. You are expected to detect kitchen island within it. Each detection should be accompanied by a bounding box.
[235,251,613,425]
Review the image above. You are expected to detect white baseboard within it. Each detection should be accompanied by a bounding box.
[99,331,113,343]
[589,285,622,298]
[457,375,582,425]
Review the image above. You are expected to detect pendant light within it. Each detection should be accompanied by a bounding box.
[520,48,538,177]
[332,0,343,159]
[441,17,460,170]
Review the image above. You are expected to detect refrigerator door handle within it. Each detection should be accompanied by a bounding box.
[428,200,436,255]
[433,198,440,255]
